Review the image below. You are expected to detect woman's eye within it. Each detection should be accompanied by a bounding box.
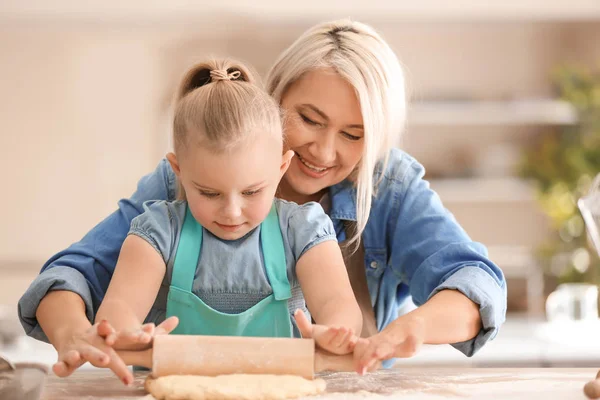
[342,131,362,141]
[300,114,321,126]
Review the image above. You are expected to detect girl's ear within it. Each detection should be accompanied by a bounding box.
[280,150,294,178]
[166,152,181,177]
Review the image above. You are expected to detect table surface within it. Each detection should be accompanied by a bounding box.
[40,368,599,399]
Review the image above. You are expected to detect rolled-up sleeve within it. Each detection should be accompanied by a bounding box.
[429,265,506,355]
[18,266,94,343]
[388,159,507,357]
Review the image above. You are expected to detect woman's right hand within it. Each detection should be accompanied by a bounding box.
[52,317,179,385]
[52,320,134,385]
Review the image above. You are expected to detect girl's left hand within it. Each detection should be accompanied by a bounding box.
[353,315,425,374]
[294,310,358,355]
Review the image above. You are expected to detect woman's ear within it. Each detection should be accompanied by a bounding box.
[166,152,181,177]
[280,150,295,178]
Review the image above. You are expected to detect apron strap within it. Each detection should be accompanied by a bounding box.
[171,206,203,292]
[261,204,291,301]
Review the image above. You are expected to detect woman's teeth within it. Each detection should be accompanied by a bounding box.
[298,154,328,172]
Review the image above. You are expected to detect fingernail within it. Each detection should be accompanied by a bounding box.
[361,367,367,376]
[123,377,131,386]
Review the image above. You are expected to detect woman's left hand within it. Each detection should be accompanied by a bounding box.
[353,315,425,375]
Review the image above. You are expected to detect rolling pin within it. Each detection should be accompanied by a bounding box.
[118,335,355,380]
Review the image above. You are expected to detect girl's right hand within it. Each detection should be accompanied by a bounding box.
[294,310,358,355]
[52,320,133,385]
[103,316,179,351]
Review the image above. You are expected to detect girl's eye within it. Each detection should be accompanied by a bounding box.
[299,114,321,127]
[342,131,362,141]
[200,191,219,198]
[243,189,262,196]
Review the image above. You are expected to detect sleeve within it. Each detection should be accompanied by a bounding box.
[388,160,507,357]
[128,201,179,264]
[18,159,176,340]
[282,201,337,261]
[18,267,94,342]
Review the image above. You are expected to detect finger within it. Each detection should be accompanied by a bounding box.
[52,361,74,377]
[97,320,115,339]
[140,323,156,341]
[395,334,421,358]
[80,346,110,367]
[359,342,395,372]
[353,339,370,374]
[348,334,359,350]
[104,332,118,346]
[62,350,82,367]
[331,328,351,349]
[294,309,313,339]
[155,316,179,335]
[54,350,84,378]
[312,324,333,343]
[104,348,134,386]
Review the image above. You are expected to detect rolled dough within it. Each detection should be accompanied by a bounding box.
[145,374,327,400]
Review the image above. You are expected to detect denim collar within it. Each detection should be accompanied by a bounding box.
[327,180,357,221]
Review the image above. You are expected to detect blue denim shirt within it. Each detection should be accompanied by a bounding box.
[19,148,506,357]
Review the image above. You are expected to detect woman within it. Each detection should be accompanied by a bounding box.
[19,19,506,379]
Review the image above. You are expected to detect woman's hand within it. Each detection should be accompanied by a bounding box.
[52,320,133,385]
[53,317,179,385]
[353,315,425,374]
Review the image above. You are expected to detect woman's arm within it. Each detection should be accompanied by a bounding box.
[353,153,506,372]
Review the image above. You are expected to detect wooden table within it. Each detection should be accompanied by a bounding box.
[41,368,598,399]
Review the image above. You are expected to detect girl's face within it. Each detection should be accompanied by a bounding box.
[279,68,365,204]
[169,135,293,241]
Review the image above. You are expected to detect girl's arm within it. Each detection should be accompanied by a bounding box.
[96,235,166,330]
[296,240,362,353]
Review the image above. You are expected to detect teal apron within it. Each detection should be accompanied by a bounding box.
[165,204,293,338]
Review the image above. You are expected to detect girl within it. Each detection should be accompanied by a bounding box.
[94,59,362,384]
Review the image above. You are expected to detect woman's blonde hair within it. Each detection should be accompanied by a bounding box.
[266,20,406,247]
[173,58,283,199]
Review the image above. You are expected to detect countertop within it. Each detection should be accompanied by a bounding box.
[40,368,599,399]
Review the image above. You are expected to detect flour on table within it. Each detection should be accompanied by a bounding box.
[145,374,326,400]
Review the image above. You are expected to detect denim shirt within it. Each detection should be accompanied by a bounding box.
[18,148,507,357]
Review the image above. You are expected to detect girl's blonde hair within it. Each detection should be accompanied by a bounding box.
[266,20,406,248]
[173,58,283,199]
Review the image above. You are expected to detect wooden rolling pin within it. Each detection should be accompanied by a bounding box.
[118,335,355,380]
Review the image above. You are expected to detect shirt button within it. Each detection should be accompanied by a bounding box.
[370,261,378,269]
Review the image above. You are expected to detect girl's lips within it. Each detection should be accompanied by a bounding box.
[215,222,245,232]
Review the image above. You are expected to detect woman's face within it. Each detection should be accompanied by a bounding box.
[279,68,365,203]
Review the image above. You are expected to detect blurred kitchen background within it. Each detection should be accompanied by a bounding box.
[1,0,600,368]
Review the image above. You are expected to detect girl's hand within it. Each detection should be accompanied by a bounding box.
[53,320,133,385]
[294,310,358,355]
[353,315,425,375]
[103,316,179,351]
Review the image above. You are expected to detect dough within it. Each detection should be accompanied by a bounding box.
[145,374,327,400]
